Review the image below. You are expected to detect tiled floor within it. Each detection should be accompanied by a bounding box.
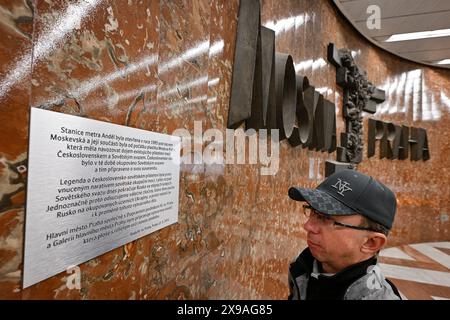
[379,242,450,300]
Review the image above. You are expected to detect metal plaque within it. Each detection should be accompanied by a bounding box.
[24,108,181,288]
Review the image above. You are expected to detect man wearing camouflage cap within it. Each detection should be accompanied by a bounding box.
[287,169,401,300]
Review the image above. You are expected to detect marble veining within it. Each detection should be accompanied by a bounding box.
[0,0,448,299]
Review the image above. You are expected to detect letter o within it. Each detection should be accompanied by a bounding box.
[275,53,297,140]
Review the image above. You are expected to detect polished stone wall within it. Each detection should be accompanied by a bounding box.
[0,0,449,299]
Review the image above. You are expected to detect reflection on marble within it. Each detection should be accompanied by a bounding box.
[0,0,101,100]
[0,0,449,299]
[263,13,310,35]
[376,68,446,121]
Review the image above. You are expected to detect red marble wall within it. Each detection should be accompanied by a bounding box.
[0,0,448,299]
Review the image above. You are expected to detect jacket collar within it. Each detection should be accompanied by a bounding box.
[289,247,377,283]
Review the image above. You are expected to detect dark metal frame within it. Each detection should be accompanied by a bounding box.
[303,205,380,232]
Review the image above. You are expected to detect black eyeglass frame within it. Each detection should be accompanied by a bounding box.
[302,205,380,232]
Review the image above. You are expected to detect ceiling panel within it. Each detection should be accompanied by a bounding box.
[339,0,450,19]
[354,11,450,37]
[402,49,450,63]
[334,0,450,68]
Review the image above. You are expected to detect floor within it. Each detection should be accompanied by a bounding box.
[379,241,450,300]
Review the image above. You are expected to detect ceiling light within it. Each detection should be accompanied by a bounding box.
[436,59,450,65]
[385,28,450,42]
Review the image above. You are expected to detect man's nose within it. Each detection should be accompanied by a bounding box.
[303,216,320,233]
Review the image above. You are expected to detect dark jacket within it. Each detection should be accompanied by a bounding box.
[288,248,401,300]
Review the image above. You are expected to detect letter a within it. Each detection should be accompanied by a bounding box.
[66,265,81,290]
[366,5,381,30]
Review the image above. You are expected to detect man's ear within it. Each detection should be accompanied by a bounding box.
[361,233,387,255]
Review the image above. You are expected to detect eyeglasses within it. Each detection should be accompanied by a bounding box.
[302,205,379,232]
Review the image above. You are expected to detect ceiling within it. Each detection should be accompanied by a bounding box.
[333,0,450,69]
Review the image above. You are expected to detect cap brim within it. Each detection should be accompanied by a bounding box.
[288,187,356,216]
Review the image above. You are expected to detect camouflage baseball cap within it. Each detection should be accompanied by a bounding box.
[288,169,397,229]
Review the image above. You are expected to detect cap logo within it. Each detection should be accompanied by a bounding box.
[331,178,352,196]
